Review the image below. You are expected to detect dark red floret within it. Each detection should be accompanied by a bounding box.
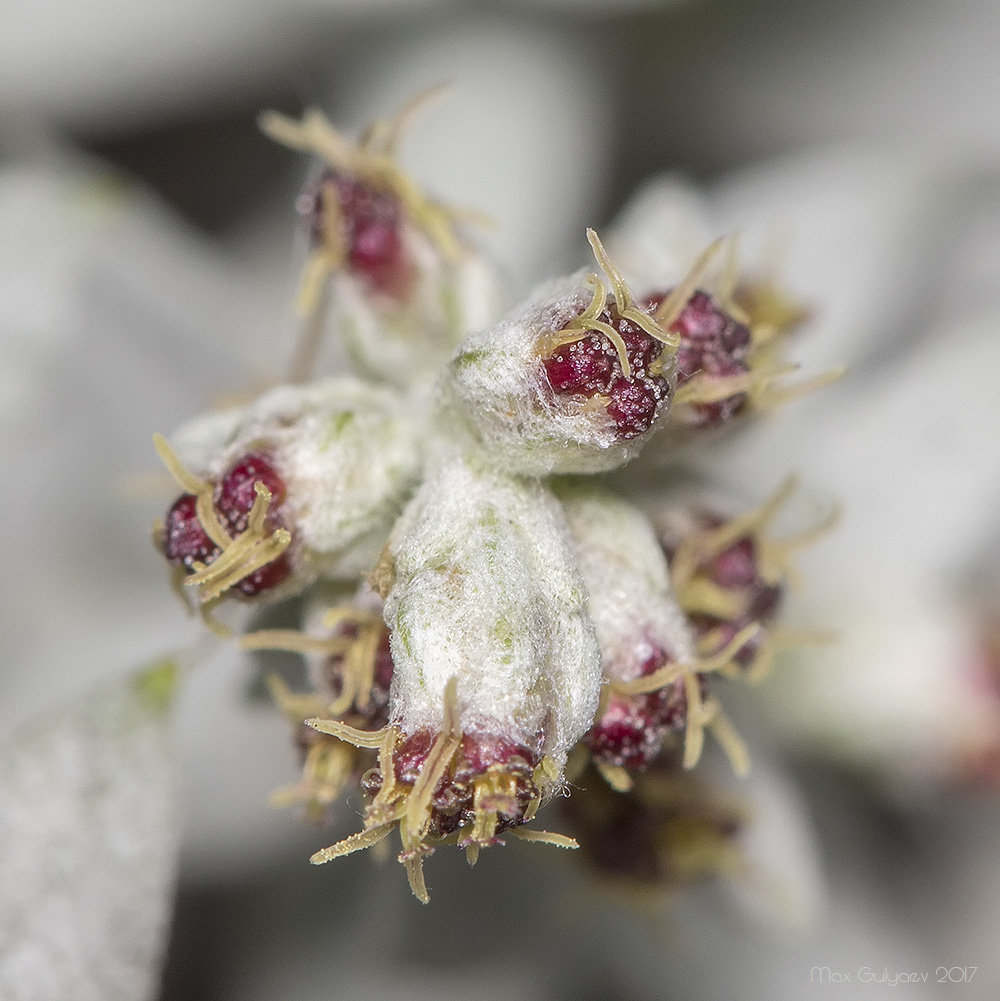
[605,377,664,438]
[663,513,786,673]
[710,537,759,589]
[645,288,752,427]
[215,452,287,533]
[586,648,703,770]
[298,170,414,298]
[542,302,671,440]
[558,760,743,888]
[234,553,293,596]
[392,730,436,786]
[363,728,539,841]
[160,451,292,598]
[453,733,535,783]
[543,335,615,396]
[702,530,784,628]
[163,494,217,569]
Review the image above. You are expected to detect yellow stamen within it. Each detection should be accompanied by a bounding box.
[653,238,724,329]
[405,729,462,842]
[310,823,395,864]
[706,700,750,777]
[293,180,347,324]
[193,489,231,550]
[508,828,579,849]
[716,232,750,325]
[270,738,359,814]
[681,671,711,770]
[366,727,401,827]
[241,629,348,657]
[673,371,755,408]
[151,432,209,496]
[588,229,680,356]
[403,854,430,904]
[739,273,809,346]
[595,760,634,792]
[696,624,836,685]
[306,719,391,749]
[671,576,749,621]
[753,365,846,410]
[196,598,234,639]
[364,84,452,156]
[267,673,329,722]
[609,623,763,697]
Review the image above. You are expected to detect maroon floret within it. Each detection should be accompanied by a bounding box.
[542,302,671,440]
[160,451,292,598]
[362,728,539,842]
[163,494,217,570]
[298,170,414,299]
[586,647,704,770]
[645,288,752,427]
[662,512,786,673]
[216,452,287,533]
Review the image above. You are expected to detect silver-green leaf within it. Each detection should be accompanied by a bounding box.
[0,660,180,1001]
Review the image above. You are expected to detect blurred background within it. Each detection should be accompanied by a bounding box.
[4,0,1000,999]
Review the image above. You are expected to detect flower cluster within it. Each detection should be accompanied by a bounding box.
[152,94,827,902]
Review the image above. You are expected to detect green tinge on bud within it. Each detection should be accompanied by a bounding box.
[385,456,602,770]
[170,377,423,581]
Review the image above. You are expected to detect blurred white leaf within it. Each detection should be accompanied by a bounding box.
[0,661,180,1001]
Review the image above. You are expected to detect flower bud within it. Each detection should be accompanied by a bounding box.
[154,377,422,604]
[262,97,503,388]
[305,456,600,900]
[655,478,829,682]
[439,231,677,475]
[558,485,749,787]
[646,287,754,428]
[607,178,825,434]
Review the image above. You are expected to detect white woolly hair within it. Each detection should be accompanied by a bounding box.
[437,271,653,476]
[384,455,602,769]
[171,378,423,576]
[558,484,696,682]
[336,225,504,389]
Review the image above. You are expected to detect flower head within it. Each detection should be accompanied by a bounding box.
[149,95,832,901]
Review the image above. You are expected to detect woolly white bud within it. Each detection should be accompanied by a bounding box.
[386,455,601,765]
[440,261,676,476]
[303,455,601,898]
[263,101,504,390]
[157,378,422,602]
